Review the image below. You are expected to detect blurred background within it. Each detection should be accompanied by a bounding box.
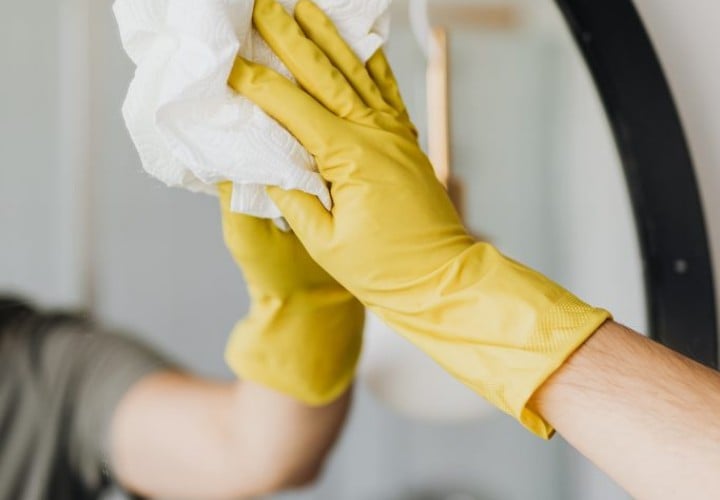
[2,0,720,499]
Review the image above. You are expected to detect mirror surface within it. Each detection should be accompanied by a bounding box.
[0,0,645,498]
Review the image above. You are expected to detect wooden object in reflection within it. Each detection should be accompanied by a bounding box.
[427,26,465,219]
[428,4,520,30]
[424,14,492,240]
[427,26,451,188]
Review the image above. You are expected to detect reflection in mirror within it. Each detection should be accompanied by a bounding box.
[0,0,646,499]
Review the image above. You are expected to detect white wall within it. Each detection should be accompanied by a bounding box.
[0,1,66,305]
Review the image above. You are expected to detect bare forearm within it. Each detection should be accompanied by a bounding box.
[226,379,352,492]
[530,321,720,499]
[109,373,351,499]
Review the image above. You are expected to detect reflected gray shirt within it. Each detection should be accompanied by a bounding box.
[0,305,173,500]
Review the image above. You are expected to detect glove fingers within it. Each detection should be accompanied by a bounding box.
[228,57,335,157]
[267,185,332,244]
[253,0,369,122]
[294,0,394,115]
[366,49,416,134]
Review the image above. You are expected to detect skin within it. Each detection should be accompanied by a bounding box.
[107,320,720,500]
[531,320,720,499]
[109,375,351,499]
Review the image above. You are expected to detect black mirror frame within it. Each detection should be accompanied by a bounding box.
[554,0,717,366]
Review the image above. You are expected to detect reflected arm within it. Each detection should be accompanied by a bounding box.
[109,375,351,499]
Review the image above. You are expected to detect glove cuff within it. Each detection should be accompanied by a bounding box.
[372,242,611,438]
[225,288,364,406]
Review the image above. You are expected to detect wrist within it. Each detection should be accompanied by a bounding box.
[368,241,611,437]
[225,290,364,406]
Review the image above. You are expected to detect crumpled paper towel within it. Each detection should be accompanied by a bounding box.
[113,0,391,218]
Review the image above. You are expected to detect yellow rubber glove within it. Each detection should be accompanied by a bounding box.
[228,0,611,437]
[219,182,364,405]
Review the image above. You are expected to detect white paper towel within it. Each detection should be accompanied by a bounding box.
[113,0,391,219]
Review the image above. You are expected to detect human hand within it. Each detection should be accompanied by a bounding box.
[219,182,363,405]
[229,0,610,436]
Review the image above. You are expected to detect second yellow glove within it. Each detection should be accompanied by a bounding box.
[219,182,364,406]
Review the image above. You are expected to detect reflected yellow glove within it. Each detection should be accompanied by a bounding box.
[228,0,611,436]
[219,182,364,405]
